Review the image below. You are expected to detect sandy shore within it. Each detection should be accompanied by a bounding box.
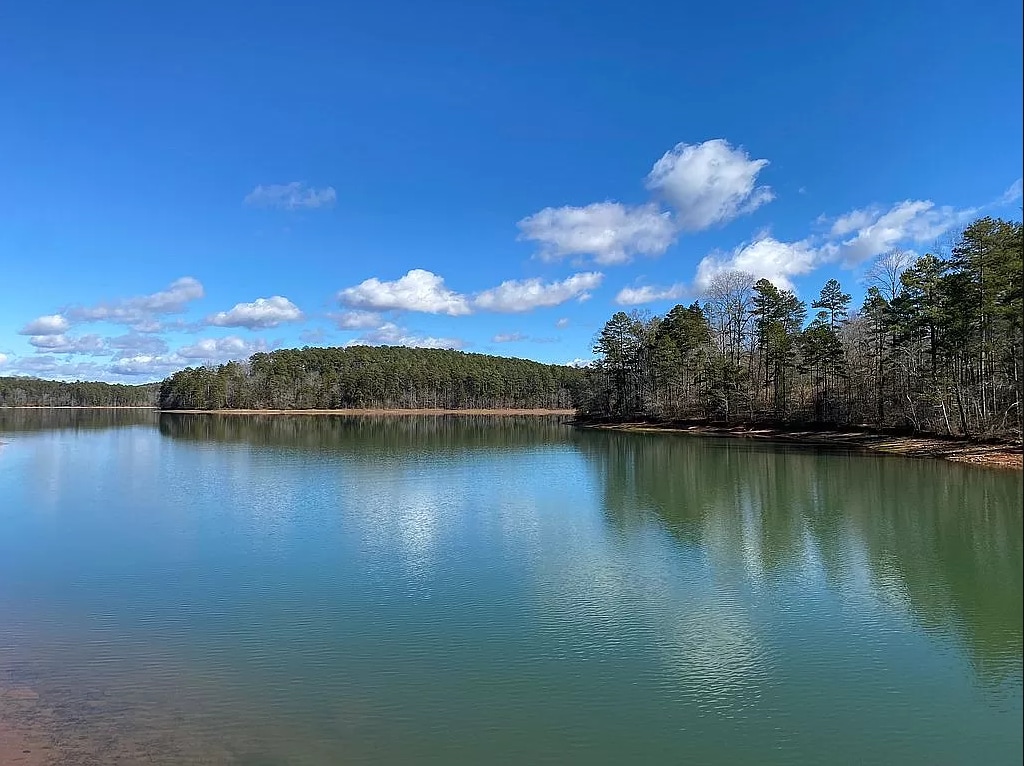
[579,422,1023,470]
[162,408,576,416]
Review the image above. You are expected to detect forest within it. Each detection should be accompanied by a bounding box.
[579,216,1023,440]
[158,345,583,410]
[0,377,158,407]
[6,215,1019,436]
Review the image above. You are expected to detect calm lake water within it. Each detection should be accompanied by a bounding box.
[1,411,1021,765]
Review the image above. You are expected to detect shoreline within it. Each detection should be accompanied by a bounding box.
[160,408,576,416]
[0,406,156,409]
[577,421,1023,470]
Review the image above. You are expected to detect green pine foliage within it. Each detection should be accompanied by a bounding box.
[158,346,583,410]
[580,216,1023,439]
[0,377,158,407]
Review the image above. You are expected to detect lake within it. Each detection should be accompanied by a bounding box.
[1,411,1021,764]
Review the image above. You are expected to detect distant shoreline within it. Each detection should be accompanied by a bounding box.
[577,421,1023,470]
[0,406,156,410]
[161,408,576,416]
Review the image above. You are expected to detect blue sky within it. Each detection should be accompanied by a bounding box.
[1,0,1021,381]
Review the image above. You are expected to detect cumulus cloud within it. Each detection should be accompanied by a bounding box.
[65,276,205,329]
[614,283,688,306]
[473,272,603,313]
[0,352,9,366]
[516,139,773,264]
[517,202,676,264]
[177,336,270,363]
[680,185,1000,293]
[830,200,977,265]
[108,355,183,377]
[244,182,336,210]
[107,333,170,356]
[695,236,820,291]
[8,356,105,379]
[645,139,773,230]
[829,209,877,238]
[207,296,303,329]
[492,332,527,343]
[27,334,107,355]
[333,310,384,329]
[19,314,70,336]
[339,269,472,316]
[338,270,604,316]
[347,322,465,350]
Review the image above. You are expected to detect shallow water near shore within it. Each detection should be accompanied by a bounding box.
[1,411,1021,764]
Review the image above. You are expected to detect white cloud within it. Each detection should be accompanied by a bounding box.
[832,200,976,265]
[338,269,472,316]
[8,356,105,379]
[347,322,465,350]
[177,336,270,363]
[107,333,170,356]
[19,314,70,336]
[645,139,773,230]
[339,270,604,316]
[333,310,384,329]
[473,272,603,313]
[66,276,205,329]
[999,178,1022,205]
[555,317,570,328]
[130,320,167,334]
[108,355,183,377]
[566,358,594,368]
[681,184,999,293]
[517,202,676,265]
[0,352,9,366]
[28,334,107,355]
[207,296,303,329]
[244,182,336,210]
[492,332,527,343]
[615,283,688,306]
[829,209,876,238]
[695,236,820,291]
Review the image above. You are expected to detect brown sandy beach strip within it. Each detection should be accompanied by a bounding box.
[581,423,1023,470]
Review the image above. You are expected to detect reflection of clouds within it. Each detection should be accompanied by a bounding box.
[340,450,593,588]
[395,486,442,577]
[153,443,306,544]
[661,602,764,711]
[354,476,448,585]
[527,506,767,701]
[6,427,168,517]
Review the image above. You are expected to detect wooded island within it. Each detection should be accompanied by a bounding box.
[158,346,582,411]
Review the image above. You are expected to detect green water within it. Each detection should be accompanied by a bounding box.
[1,411,1021,764]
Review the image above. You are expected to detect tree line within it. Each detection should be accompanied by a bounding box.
[0,377,158,407]
[158,345,583,410]
[579,216,1023,439]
